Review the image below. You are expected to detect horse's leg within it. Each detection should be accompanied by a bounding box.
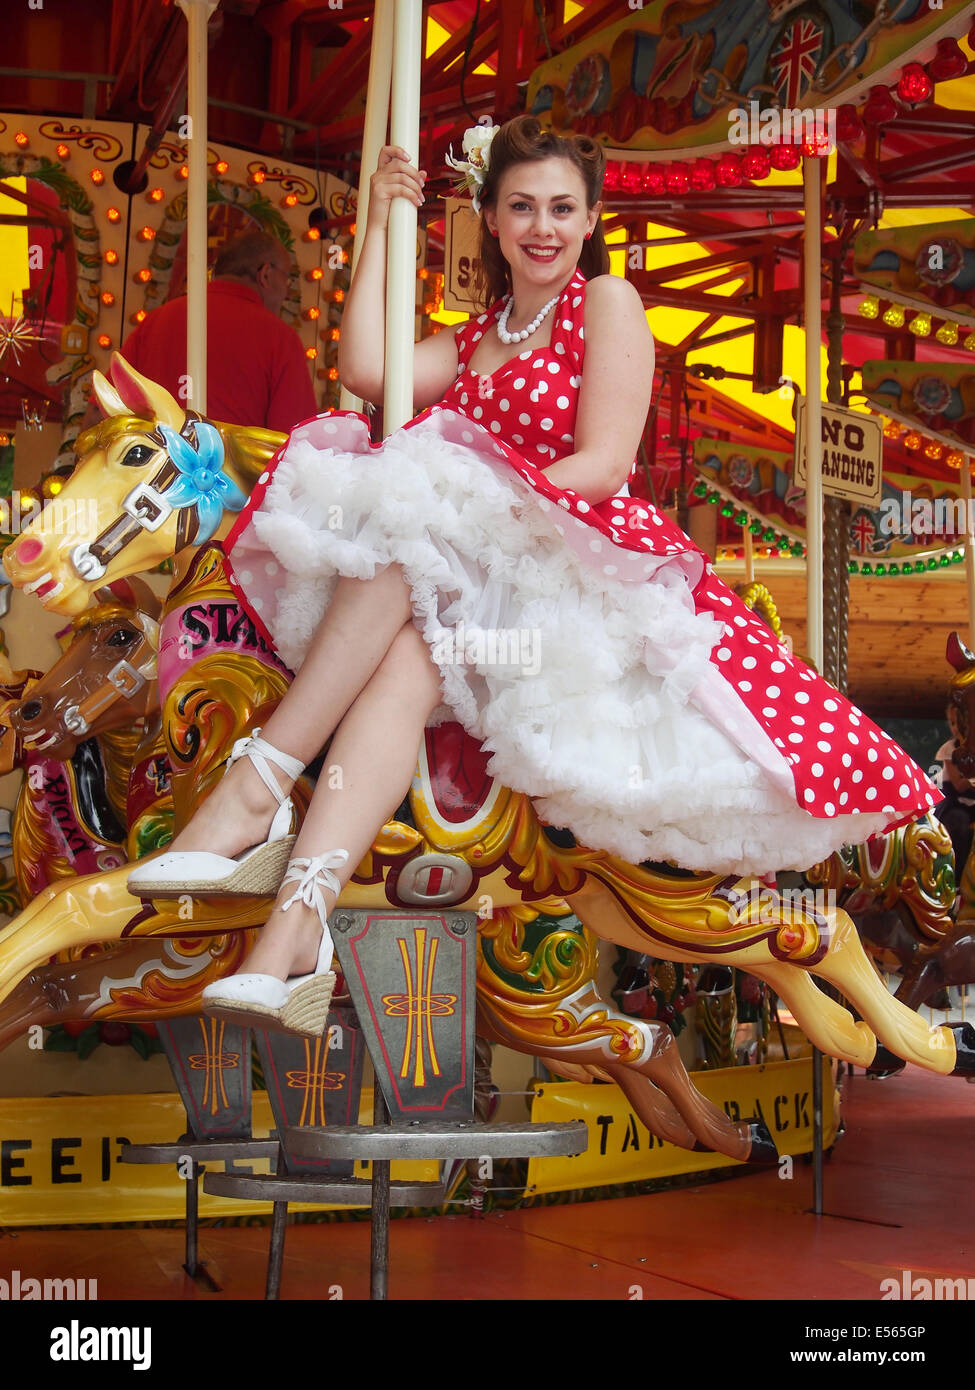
[0,930,255,1051]
[811,908,956,1073]
[749,959,876,1065]
[565,880,875,1064]
[567,879,964,1074]
[0,863,265,1006]
[166,565,415,859]
[476,974,756,1159]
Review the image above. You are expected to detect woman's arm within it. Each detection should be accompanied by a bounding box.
[339,146,460,409]
[542,274,653,502]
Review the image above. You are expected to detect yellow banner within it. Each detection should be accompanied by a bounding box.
[0,1093,438,1227]
[527,1057,837,1195]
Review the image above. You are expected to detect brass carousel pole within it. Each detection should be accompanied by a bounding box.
[177,0,217,414]
[822,246,851,693]
[802,152,825,1219]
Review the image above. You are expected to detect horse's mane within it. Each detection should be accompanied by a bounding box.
[76,414,286,485]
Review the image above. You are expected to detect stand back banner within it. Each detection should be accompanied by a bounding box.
[0,1092,438,1226]
[527,1056,837,1196]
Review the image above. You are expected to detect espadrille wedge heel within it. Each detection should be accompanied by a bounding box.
[126,729,305,899]
[201,849,349,1037]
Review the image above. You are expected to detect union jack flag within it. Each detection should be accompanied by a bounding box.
[771,18,825,108]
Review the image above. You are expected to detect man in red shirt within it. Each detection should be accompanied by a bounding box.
[119,230,317,434]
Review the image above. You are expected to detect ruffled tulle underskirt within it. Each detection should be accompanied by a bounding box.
[226,409,899,875]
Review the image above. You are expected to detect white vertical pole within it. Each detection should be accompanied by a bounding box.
[177,0,216,415]
[340,0,395,413]
[803,155,824,672]
[384,0,423,435]
[961,456,975,645]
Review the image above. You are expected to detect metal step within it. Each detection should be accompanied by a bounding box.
[121,1137,279,1164]
[284,1119,588,1162]
[202,1170,444,1206]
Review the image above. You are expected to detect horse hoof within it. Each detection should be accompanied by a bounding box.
[745,1118,779,1164]
[867,1044,906,1078]
[950,1021,975,1076]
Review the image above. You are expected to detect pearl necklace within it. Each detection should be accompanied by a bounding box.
[496,290,561,345]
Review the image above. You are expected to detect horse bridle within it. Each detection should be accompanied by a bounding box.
[70,414,208,582]
[62,611,160,737]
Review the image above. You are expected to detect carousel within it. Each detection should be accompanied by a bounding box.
[0,0,973,1337]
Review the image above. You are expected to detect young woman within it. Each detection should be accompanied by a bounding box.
[127,116,939,1041]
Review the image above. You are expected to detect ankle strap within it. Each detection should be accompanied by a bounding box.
[280,850,350,929]
[230,727,306,805]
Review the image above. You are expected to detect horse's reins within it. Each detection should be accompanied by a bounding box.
[70,414,207,582]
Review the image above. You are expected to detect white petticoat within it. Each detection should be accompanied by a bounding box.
[229,410,891,875]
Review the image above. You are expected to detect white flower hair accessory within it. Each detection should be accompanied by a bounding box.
[445,123,499,214]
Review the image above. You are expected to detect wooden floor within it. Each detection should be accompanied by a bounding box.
[5,1066,973,1305]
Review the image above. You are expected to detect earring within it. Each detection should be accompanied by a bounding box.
[491,229,499,238]
[584,231,592,240]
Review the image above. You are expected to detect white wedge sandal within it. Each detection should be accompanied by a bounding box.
[126,729,305,898]
[201,849,350,1036]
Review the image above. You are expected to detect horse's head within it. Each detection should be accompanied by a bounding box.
[3,356,283,616]
[9,577,161,761]
[947,631,975,777]
[0,656,42,775]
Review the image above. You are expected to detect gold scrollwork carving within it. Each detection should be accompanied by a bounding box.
[245,163,316,203]
[38,122,123,160]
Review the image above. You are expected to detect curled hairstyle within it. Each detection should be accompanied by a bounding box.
[473,115,610,310]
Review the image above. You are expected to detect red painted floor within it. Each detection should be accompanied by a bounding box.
[3,1066,973,1303]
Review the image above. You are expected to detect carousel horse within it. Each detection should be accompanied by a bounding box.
[0,649,128,903]
[739,582,959,994]
[0,578,260,1050]
[1,356,971,1133]
[880,630,975,1018]
[0,369,763,1159]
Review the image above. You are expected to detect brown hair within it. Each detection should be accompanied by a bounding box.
[472,115,610,310]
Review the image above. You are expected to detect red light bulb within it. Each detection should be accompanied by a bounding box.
[835,104,863,142]
[769,143,800,171]
[862,85,898,125]
[741,147,770,180]
[895,63,932,106]
[715,153,743,187]
[664,161,691,194]
[927,38,967,83]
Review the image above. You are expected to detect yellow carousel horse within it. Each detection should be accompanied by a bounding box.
[0,356,969,1115]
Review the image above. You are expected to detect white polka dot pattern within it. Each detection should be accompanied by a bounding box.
[223,267,939,841]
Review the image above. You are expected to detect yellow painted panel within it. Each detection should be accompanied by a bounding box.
[0,178,29,315]
[0,1091,438,1226]
[528,1056,837,1194]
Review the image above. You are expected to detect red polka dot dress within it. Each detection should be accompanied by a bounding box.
[226,268,939,875]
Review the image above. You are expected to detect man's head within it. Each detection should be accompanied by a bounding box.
[213,230,292,315]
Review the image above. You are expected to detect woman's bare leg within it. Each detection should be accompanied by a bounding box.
[242,620,443,978]
[167,565,416,857]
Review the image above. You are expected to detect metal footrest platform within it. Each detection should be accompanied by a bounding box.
[120,1137,279,1165]
[203,1171,443,1207]
[284,1120,588,1162]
